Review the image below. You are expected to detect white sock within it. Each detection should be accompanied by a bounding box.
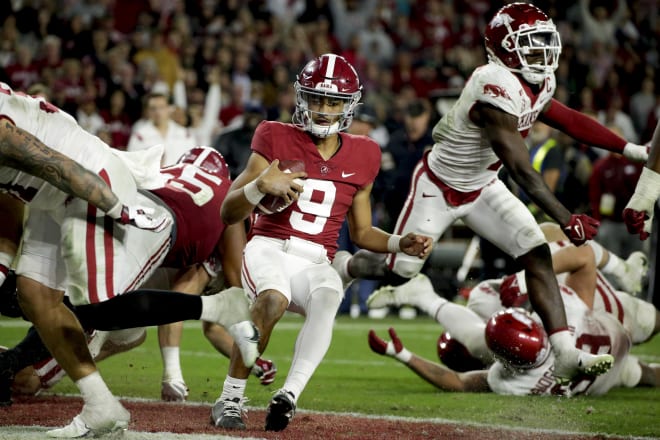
[219,376,247,401]
[76,371,115,407]
[284,287,341,401]
[601,252,626,279]
[199,295,219,322]
[161,346,183,382]
[420,296,447,318]
[434,302,491,361]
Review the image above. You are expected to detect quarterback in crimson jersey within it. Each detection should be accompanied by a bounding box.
[248,120,380,259]
[213,53,432,432]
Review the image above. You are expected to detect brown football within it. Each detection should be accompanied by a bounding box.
[256,159,305,215]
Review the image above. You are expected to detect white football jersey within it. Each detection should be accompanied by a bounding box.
[0,82,115,209]
[487,287,633,396]
[427,62,555,192]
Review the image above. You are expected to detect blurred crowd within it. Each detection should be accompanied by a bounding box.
[0,0,658,299]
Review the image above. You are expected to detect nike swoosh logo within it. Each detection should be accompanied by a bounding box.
[342,171,356,178]
[572,224,583,238]
[422,193,437,198]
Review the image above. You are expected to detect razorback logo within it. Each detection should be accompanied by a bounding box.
[483,84,511,101]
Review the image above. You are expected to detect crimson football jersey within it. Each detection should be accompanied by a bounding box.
[249,121,381,259]
[152,163,230,267]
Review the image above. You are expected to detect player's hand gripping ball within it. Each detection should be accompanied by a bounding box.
[256,159,305,215]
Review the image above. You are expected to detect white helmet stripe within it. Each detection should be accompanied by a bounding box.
[323,53,337,87]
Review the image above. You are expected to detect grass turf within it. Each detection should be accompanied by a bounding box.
[1,314,659,438]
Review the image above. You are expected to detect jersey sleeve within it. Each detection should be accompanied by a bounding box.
[468,64,523,118]
[250,120,275,162]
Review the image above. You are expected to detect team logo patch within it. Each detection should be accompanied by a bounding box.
[316,161,336,175]
[483,84,512,101]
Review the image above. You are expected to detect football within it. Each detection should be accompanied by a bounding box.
[256,159,305,215]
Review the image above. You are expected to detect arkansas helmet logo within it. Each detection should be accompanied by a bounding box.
[490,13,513,28]
[483,84,512,101]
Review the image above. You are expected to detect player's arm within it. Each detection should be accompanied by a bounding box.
[368,328,490,392]
[0,119,120,213]
[407,356,491,392]
[473,103,571,226]
[347,183,432,258]
[217,222,246,287]
[0,193,23,282]
[539,99,647,161]
[220,153,305,225]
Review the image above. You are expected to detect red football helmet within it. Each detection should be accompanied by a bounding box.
[177,146,229,179]
[484,2,561,84]
[485,308,549,369]
[293,53,362,137]
[437,332,487,372]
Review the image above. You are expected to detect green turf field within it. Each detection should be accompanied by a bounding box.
[2,314,659,438]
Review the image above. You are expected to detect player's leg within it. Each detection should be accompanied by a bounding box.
[212,237,291,430]
[387,164,455,281]
[264,264,344,432]
[464,181,613,382]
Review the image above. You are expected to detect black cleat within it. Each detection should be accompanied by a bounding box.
[265,390,296,432]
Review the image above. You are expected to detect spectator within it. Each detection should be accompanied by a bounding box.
[4,43,39,91]
[127,92,195,166]
[76,93,105,136]
[173,66,222,146]
[379,98,434,229]
[213,103,266,179]
[328,0,379,49]
[629,77,656,138]
[100,89,133,150]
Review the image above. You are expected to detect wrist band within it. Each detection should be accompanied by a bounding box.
[243,180,266,205]
[387,234,402,253]
[106,201,123,220]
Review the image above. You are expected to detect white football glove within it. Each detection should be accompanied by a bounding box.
[107,202,172,233]
[623,142,649,162]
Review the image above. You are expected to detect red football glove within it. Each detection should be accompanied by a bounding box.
[499,272,529,308]
[622,208,650,240]
[368,328,411,362]
[562,214,599,246]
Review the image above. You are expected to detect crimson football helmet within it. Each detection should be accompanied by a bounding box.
[484,2,561,85]
[177,146,229,179]
[437,332,487,372]
[485,308,550,369]
[293,53,362,137]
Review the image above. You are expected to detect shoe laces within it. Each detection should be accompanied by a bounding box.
[222,397,249,419]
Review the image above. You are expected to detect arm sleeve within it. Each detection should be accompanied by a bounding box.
[540,99,626,153]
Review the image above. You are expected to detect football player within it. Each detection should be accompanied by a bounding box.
[0,80,174,437]
[211,53,433,432]
[342,2,650,383]
[0,139,259,436]
[369,303,659,396]
[366,224,659,375]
